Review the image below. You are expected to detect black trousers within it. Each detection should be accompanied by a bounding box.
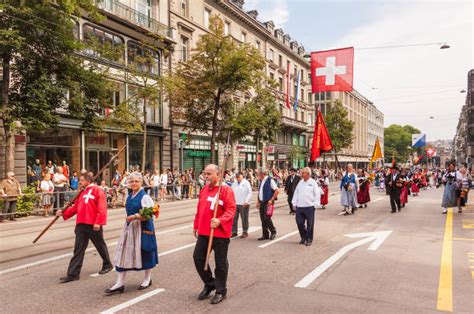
[193,235,230,295]
[287,196,295,213]
[259,201,276,238]
[390,191,401,212]
[67,224,111,277]
[295,206,315,242]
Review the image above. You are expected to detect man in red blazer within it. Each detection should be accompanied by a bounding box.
[56,172,112,283]
[193,164,236,304]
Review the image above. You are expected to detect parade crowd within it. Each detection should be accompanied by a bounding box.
[3,157,470,305]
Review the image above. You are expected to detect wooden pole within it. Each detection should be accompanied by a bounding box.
[204,132,231,271]
[32,144,127,244]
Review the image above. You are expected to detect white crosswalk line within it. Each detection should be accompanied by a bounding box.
[100,288,165,314]
[258,230,300,248]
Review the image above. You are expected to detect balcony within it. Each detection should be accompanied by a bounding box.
[281,116,311,131]
[98,0,174,40]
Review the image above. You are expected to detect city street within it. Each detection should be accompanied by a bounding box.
[0,187,472,313]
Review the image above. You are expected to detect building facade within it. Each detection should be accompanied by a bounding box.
[453,69,474,169]
[1,0,176,184]
[169,0,314,173]
[367,102,385,160]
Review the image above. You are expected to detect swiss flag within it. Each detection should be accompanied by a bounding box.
[311,47,354,93]
[426,148,436,158]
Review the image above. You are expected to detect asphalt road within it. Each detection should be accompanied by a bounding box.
[0,186,472,313]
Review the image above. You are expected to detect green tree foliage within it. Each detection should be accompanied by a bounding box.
[384,124,421,163]
[0,1,111,173]
[324,100,354,153]
[162,15,266,163]
[231,82,281,166]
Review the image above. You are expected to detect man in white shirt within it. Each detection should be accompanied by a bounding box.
[292,167,322,246]
[231,173,252,238]
[53,166,69,209]
[256,167,279,241]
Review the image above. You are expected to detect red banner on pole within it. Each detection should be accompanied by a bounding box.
[310,111,333,161]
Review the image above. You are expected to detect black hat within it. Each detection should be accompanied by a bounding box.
[290,168,297,172]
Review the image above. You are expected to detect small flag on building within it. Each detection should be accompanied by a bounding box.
[310,110,333,161]
[285,62,291,108]
[293,69,301,112]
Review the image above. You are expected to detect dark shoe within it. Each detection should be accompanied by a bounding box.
[138,280,152,290]
[198,286,215,300]
[391,210,396,213]
[9,217,17,221]
[257,236,269,241]
[240,232,248,238]
[105,286,124,294]
[99,265,113,275]
[60,275,79,283]
[299,239,306,245]
[364,204,368,208]
[270,232,277,240]
[458,208,462,213]
[231,233,238,238]
[305,241,313,246]
[398,208,401,212]
[210,293,226,304]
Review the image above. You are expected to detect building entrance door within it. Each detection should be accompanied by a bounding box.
[86,150,112,184]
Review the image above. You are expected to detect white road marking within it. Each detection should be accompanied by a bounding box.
[0,224,192,276]
[258,230,300,248]
[294,230,392,288]
[100,288,165,314]
[371,197,384,203]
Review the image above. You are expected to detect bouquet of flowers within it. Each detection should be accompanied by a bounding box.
[139,204,160,220]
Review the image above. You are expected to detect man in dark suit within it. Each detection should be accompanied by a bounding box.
[285,168,301,215]
[386,166,403,213]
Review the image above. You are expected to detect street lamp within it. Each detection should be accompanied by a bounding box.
[440,43,450,49]
[460,89,466,93]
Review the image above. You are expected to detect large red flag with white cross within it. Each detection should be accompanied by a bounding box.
[311,47,354,93]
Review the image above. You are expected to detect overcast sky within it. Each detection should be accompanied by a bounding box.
[244,0,473,140]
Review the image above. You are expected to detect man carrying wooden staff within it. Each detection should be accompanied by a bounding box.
[56,172,113,283]
[192,164,236,304]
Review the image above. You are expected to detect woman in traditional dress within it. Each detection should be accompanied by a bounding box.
[457,166,472,213]
[411,171,421,196]
[441,162,462,214]
[339,164,358,216]
[319,170,330,209]
[39,173,54,217]
[399,169,409,208]
[106,172,158,294]
[357,169,371,208]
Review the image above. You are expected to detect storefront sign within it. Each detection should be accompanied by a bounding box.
[278,154,287,160]
[187,150,211,157]
[236,145,245,150]
[267,146,275,154]
[267,155,275,161]
[238,153,246,159]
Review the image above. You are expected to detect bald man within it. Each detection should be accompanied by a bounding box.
[193,164,236,304]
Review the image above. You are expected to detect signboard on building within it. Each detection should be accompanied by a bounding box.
[267,155,275,161]
[267,146,275,154]
[278,154,287,160]
[187,150,211,157]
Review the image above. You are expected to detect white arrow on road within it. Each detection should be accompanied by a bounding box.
[294,230,392,288]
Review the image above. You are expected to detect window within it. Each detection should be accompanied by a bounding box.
[269,72,274,81]
[204,8,211,28]
[268,48,274,62]
[279,78,283,92]
[301,89,304,101]
[278,55,283,67]
[224,21,230,35]
[82,23,124,62]
[180,35,189,62]
[294,66,297,77]
[307,92,312,103]
[241,31,246,43]
[135,0,152,28]
[180,0,188,16]
[127,41,160,75]
[255,41,261,51]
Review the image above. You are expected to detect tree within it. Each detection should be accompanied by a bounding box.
[231,82,281,167]
[162,15,265,164]
[0,1,110,174]
[384,124,421,163]
[325,100,354,153]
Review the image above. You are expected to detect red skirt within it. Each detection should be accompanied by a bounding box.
[321,186,329,205]
[357,184,371,204]
[411,184,419,193]
[400,186,408,205]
